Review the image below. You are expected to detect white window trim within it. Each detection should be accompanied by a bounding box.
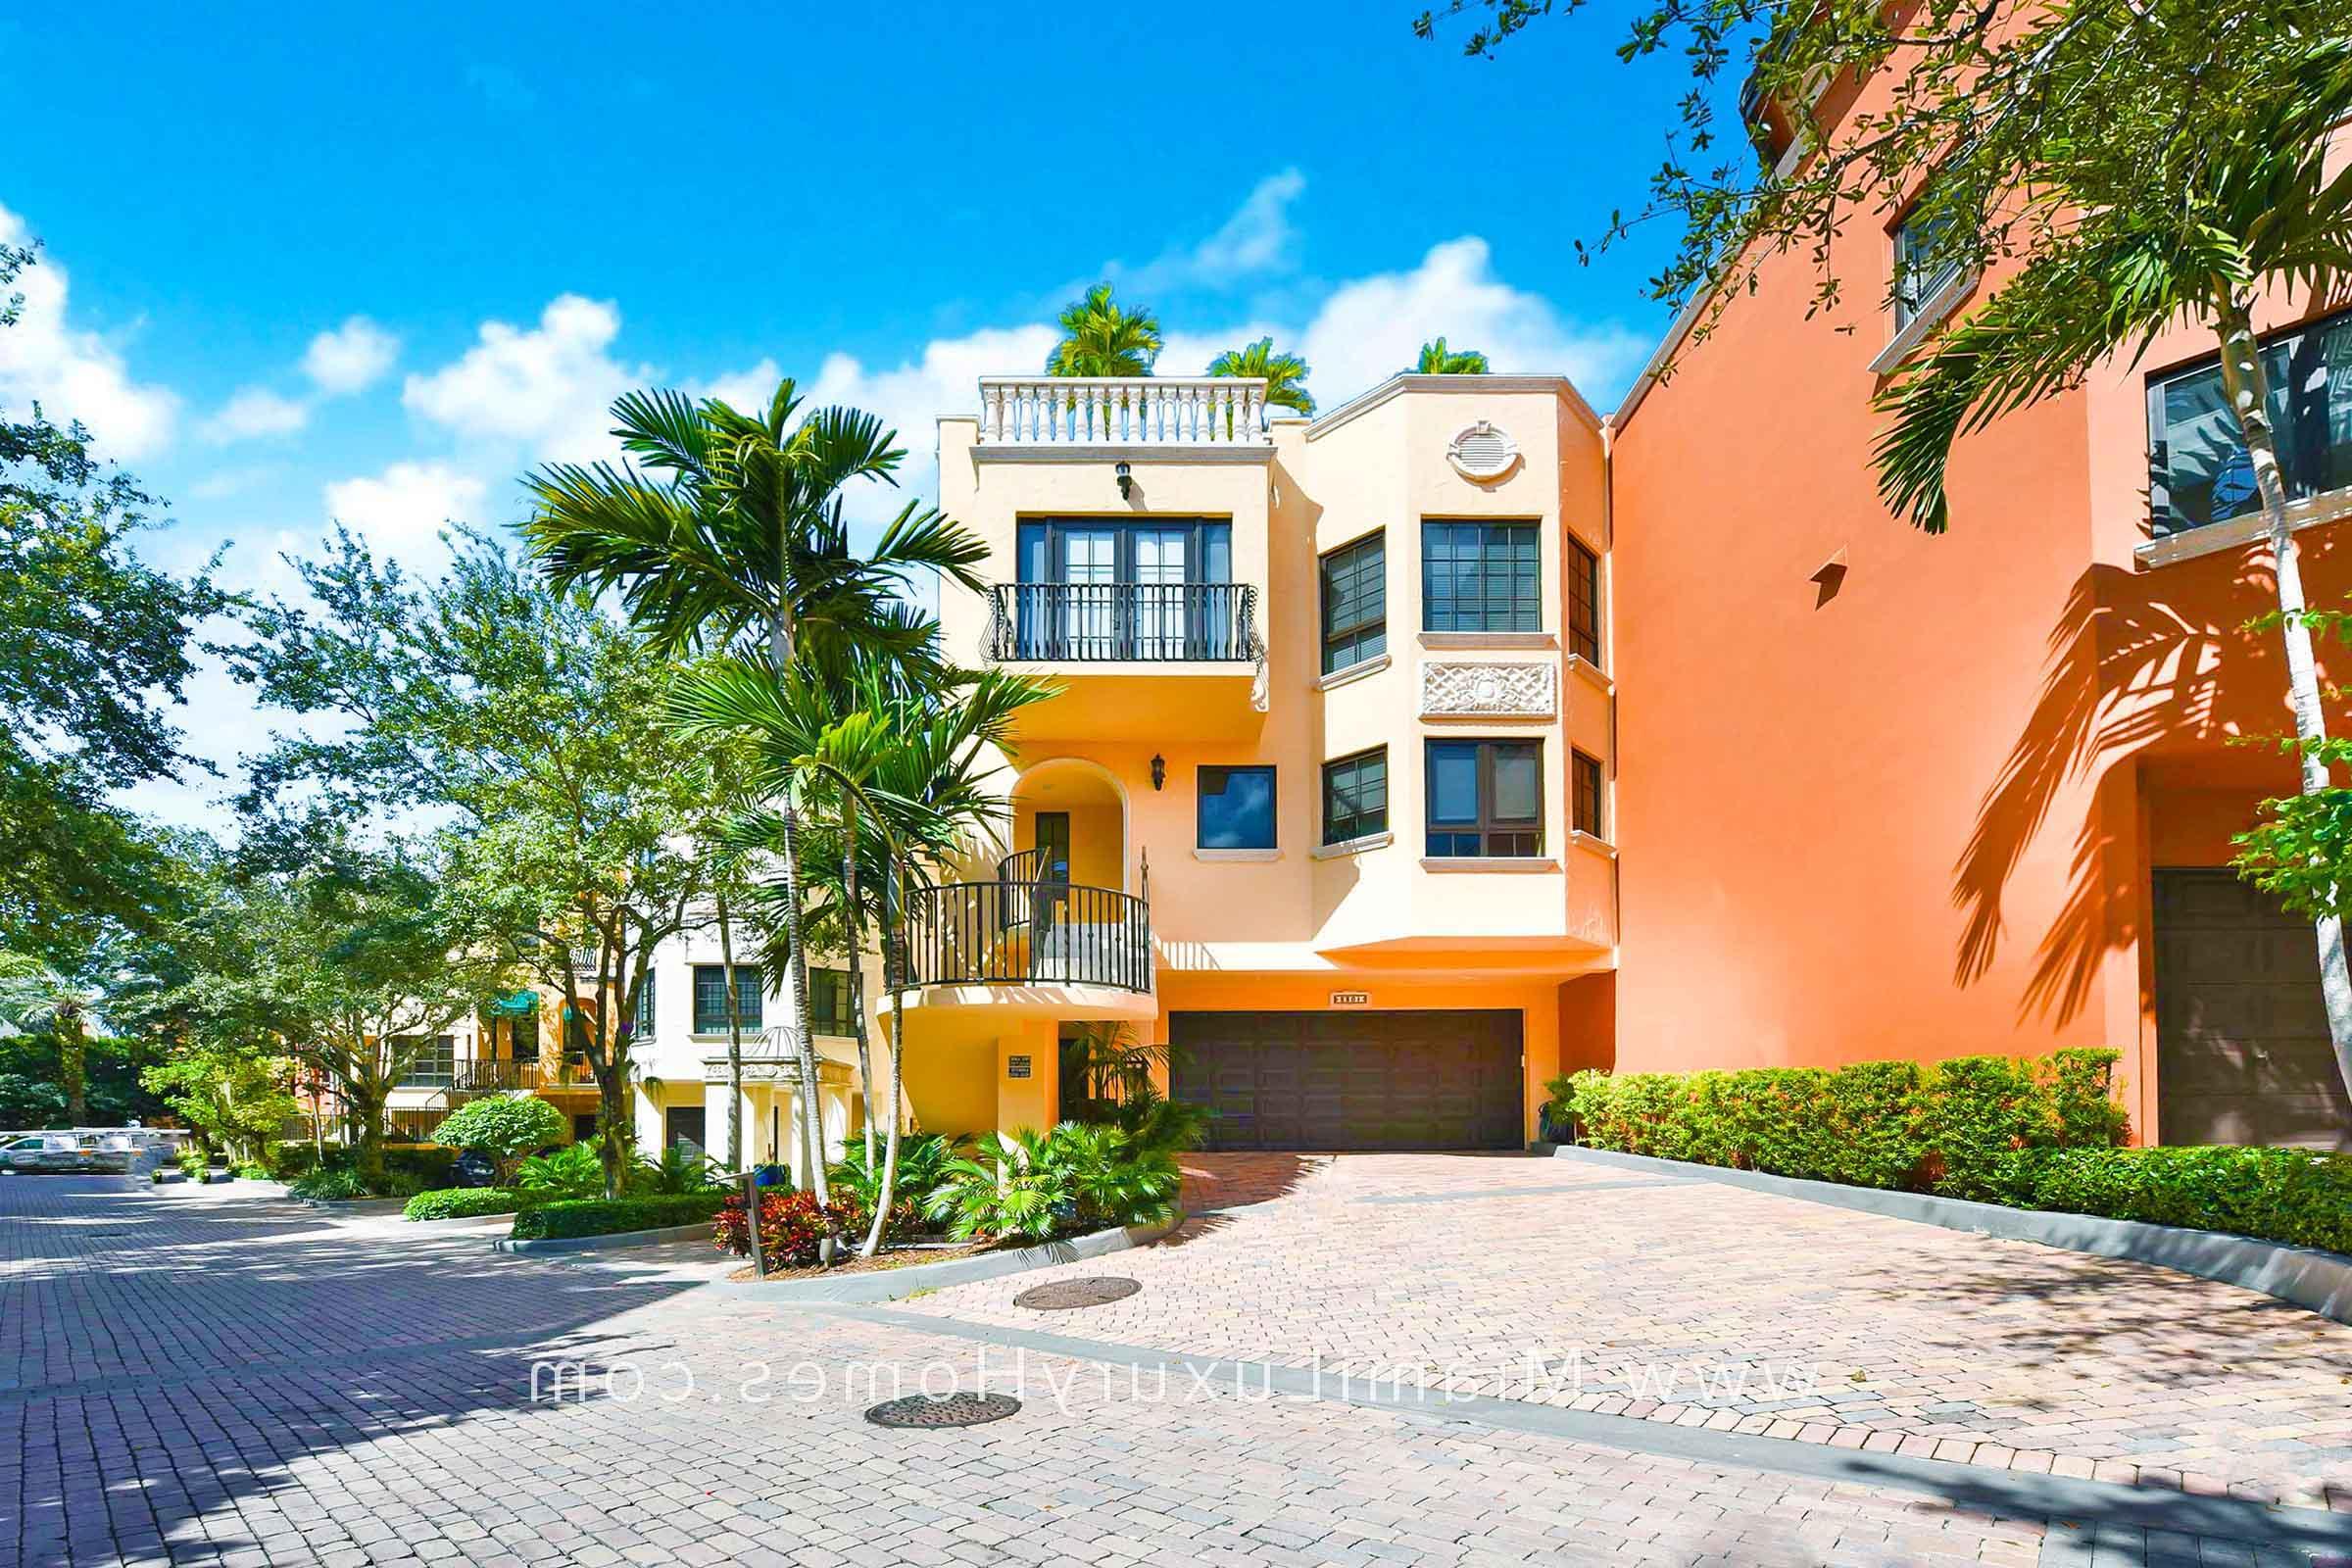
[2134,486,2352,569]
[1315,653,1392,691]
[1419,630,1557,652]
[1194,847,1281,862]
[1310,831,1394,860]
[1868,268,1980,378]
[1420,857,1560,873]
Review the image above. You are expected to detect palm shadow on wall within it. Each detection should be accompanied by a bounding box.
[1951,533,2346,1024]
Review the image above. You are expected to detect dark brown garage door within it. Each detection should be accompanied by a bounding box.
[1170,1009,1524,1152]
[2154,868,2352,1150]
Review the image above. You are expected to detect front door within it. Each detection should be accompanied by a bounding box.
[1032,811,1071,976]
[664,1106,708,1157]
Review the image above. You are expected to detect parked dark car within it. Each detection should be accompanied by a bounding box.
[450,1150,498,1188]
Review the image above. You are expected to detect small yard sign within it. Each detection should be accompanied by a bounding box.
[1005,1054,1033,1079]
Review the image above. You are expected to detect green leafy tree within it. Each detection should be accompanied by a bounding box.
[1423,0,2352,1113]
[1048,283,1163,377]
[0,244,223,963]
[521,377,992,1203]
[1207,337,1315,416]
[434,1095,567,1185]
[141,1042,298,1167]
[228,530,746,1196]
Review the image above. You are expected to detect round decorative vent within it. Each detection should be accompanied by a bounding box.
[865,1393,1022,1429]
[1013,1276,1143,1310]
[1447,420,1521,480]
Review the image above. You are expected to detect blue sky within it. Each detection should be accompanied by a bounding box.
[1,3,1702,829]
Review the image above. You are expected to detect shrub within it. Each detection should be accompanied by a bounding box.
[288,1166,368,1200]
[272,1142,321,1178]
[149,1167,168,1185]
[1995,1145,2352,1253]
[829,1131,961,1210]
[403,1187,532,1221]
[382,1145,458,1190]
[435,1098,568,1184]
[629,1143,723,1197]
[713,1189,870,1263]
[923,1122,1185,1244]
[1572,1049,2125,1199]
[509,1194,725,1242]
[233,1164,270,1181]
[517,1142,604,1200]
[175,1148,210,1181]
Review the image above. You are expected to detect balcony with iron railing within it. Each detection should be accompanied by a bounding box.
[890,851,1153,999]
[451,1057,598,1095]
[987,581,1258,663]
[976,377,1271,450]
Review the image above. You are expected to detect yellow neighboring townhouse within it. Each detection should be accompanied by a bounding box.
[900,370,1618,1150]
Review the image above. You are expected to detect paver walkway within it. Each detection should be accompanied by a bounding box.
[908,1153,2352,1513]
[1,1164,2344,1567]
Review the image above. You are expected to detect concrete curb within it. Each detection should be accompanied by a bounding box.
[493,1219,716,1254]
[295,1196,411,1216]
[1551,1145,2352,1325]
[726,1217,1181,1304]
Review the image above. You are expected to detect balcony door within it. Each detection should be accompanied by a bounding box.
[1014,518,1232,660]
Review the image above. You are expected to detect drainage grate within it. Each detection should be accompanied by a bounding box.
[1013,1275,1142,1310]
[864,1393,1021,1429]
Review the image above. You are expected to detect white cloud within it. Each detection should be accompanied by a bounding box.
[684,357,784,415]
[303,316,400,394]
[186,465,279,502]
[321,461,488,558]
[1299,236,1649,407]
[199,386,310,443]
[1112,169,1305,297]
[402,294,646,464]
[0,202,179,459]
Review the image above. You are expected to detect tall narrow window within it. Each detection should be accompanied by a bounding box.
[1892,201,1965,329]
[1567,536,1601,665]
[1322,749,1389,846]
[1572,750,1606,840]
[808,966,857,1036]
[693,964,762,1034]
[1319,533,1387,673]
[632,970,656,1041]
[1198,765,1277,850]
[1422,520,1541,632]
[1425,740,1544,858]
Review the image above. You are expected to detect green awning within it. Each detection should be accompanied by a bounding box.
[486,991,542,1016]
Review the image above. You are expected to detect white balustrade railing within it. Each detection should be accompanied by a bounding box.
[977,377,1271,446]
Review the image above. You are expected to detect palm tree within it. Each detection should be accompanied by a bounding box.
[1873,36,2352,1109]
[0,956,104,1124]
[668,660,1050,1255]
[1416,338,1492,374]
[1049,283,1163,377]
[523,376,992,1202]
[1208,337,1315,416]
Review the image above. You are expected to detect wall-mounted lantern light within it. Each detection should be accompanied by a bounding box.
[1115,461,1134,501]
[1150,753,1165,791]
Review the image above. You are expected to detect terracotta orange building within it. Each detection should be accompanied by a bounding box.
[1594,80,2352,1152]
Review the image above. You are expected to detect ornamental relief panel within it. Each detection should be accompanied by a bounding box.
[1419,661,1556,719]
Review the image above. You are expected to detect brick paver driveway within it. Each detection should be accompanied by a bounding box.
[1,1164,2343,1567]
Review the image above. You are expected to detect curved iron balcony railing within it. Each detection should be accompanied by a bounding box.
[894,870,1152,994]
[988,582,1257,663]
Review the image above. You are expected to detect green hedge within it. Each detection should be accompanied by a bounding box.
[1993,1145,2352,1254]
[1563,1050,2352,1255]
[508,1194,726,1241]
[403,1187,534,1222]
[1562,1049,2130,1198]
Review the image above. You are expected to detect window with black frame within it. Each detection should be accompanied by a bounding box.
[1198,764,1277,850]
[1319,532,1386,673]
[2148,310,2352,536]
[1422,520,1541,633]
[692,963,762,1034]
[632,970,655,1042]
[397,1035,456,1088]
[1572,750,1606,840]
[1322,748,1389,846]
[1567,535,1601,665]
[1425,739,1543,858]
[1892,200,1966,329]
[808,965,858,1036]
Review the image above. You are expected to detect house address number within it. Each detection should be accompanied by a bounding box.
[1331,992,1370,1006]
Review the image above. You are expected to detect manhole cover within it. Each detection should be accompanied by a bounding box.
[1013,1275,1142,1310]
[865,1393,1021,1429]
